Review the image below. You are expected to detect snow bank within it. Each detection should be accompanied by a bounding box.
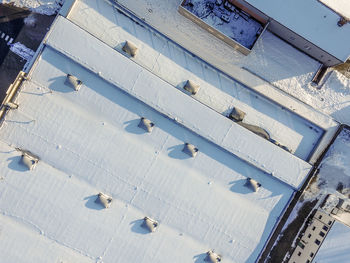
[273,71,350,126]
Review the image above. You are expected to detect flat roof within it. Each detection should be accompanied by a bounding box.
[319,0,350,20]
[66,0,325,162]
[244,0,350,61]
[45,16,312,188]
[0,8,308,263]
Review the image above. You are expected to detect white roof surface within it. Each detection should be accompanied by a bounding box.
[113,0,340,164]
[244,0,350,61]
[67,0,328,163]
[313,221,350,263]
[0,4,314,263]
[44,15,311,188]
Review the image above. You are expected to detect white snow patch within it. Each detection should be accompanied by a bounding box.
[9,42,35,61]
[313,221,350,263]
[115,0,350,128]
[24,14,36,26]
[0,0,64,15]
[273,71,350,125]
[319,0,350,19]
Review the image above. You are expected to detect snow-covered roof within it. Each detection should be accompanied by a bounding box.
[113,0,340,164]
[0,1,322,262]
[244,0,350,61]
[313,221,350,263]
[0,27,294,262]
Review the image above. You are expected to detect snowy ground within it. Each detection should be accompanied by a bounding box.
[0,0,64,15]
[9,42,34,61]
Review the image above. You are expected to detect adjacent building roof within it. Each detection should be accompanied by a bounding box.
[244,0,350,61]
[319,0,350,20]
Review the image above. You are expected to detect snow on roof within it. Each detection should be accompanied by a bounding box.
[313,221,350,263]
[43,16,311,188]
[244,0,350,61]
[0,7,312,263]
[112,0,340,164]
[66,0,326,162]
[0,40,294,263]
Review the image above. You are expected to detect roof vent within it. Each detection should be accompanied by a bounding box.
[5,102,19,109]
[142,216,159,232]
[21,151,39,170]
[65,74,82,91]
[183,80,200,95]
[96,192,112,208]
[122,41,138,57]
[182,143,198,157]
[228,107,245,122]
[138,117,154,133]
[337,17,348,27]
[245,178,261,192]
[206,250,221,263]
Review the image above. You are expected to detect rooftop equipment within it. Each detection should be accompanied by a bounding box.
[245,177,261,192]
[138,117,154,133]
[182,143,198,157]
[183,80,200,95]
[4,102,18,109]
[142,216,159,232]
[21,151,39,170]
[228,107,246,122]
[65,74,82,91]
[96,192,113,208]
[206,250,222,262]
[122,41,138,57]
